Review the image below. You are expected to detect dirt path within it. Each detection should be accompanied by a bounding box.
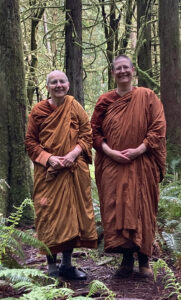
[0,246,180,299]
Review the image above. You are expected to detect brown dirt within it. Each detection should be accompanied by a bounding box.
[0,245,180,300]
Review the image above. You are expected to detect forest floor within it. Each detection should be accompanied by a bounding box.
[0,236,180,300]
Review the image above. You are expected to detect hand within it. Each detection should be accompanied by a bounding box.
[61,145,82,168]
[48,156,64,169]
[120,148,139,160]
[121,143,147,160]
[109,149,131,163]
[102,141,130,164]
[61,152,76,168]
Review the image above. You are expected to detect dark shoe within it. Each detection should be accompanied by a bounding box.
[139,266,153,277]
[138,252,153,277]
[114,249,134,278]
[114,265,133,278]
[48,270,59,278]
[59,266,87,280]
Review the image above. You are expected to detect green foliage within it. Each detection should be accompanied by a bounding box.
[158,179,181,255]
[0,267,49,283]
[0,268,115,300]
[14,284,74,300]
[88,280,115,300]
[153,259,181,300]
[0,199,50,267]
[0,267,74,300]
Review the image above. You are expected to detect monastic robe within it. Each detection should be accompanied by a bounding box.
[25,95,97,253]
[91,87,166,256]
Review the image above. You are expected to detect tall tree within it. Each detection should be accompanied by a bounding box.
[99,0,121,90]
[27,0,46,105]
[159,0,181,158]
[119,0,136,54]
[65,0,84,106]
[0,0,32,218]
[137,0,152,88]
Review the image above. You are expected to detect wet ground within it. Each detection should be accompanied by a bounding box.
[0,245,180,299]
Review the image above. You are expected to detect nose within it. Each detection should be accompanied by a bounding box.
[119,67,125,72]
[115,67,125,74]
[56,80,62,87]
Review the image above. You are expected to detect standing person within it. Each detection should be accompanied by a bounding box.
[91,55,166,277]
[25,70,97,280]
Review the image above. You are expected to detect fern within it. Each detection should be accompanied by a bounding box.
[0,267,75,300]
[69,297,92,300]
[158,180,181,255]
[88,280,116,300]
[0,199,51,267]
[153,259,181,300]
[0,268,49,283]
[16,286,74,300]
[0,266,117,300]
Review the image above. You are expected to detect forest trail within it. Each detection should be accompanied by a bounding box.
[1,244,180,300]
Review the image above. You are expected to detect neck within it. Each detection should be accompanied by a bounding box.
[116,84,133,97]
[49,97,65,106]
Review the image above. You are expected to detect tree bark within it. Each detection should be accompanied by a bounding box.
[0,0,32,219]
[27,0,46,105]
[137,0,152,88]
[65,0,84,106]
[159,0,181,158]
[119,0,136,54]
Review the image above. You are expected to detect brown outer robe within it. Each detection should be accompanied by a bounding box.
[91,87,166,256]
[25,95,97,253]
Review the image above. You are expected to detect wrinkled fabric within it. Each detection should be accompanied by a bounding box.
[25,95,97,253]
[91,87,166,256]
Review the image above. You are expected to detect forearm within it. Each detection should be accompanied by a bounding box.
[102,141,112,157]
[70,145,82,159]
[136,143,147,155]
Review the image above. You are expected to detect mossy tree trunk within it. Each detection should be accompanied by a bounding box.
[159,0,181,160]
[65,0,84,106]
[119,0,136,55]
[27,0,46,106]
[99,0,122,90]
[137,0,152,88]
[0,0,32,219]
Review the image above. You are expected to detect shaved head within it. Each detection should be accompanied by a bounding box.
[46,70,69,85]
[112,55,133,71]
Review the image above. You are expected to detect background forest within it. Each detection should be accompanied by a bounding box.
[0,0,181,299]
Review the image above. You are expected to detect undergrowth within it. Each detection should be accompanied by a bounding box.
[158,177,181,261]
[0,198,50,267]
[153,258,181,300]
[0,268,115,300]
[0,197,115,300]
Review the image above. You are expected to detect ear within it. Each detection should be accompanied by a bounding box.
[111,70,115,78]
[67,81,70,91]
[132,66,136,76]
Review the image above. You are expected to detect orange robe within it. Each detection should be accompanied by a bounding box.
[91,87,166,256]
[25,95,97,253]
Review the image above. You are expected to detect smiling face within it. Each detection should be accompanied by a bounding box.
[46,70,70,101]
[112,57,134,87]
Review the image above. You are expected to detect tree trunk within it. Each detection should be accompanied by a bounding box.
[43,11,51,55]
[65,0,84,106]
[119,0,136,54]
[100,0,122,90]
[137,0,152,88]
[159,0,181,158]
[0,0,32,220]
[27,1,45,105]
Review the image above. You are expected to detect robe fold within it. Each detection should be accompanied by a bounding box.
[25,95,97,253]
[91,87,166,256]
